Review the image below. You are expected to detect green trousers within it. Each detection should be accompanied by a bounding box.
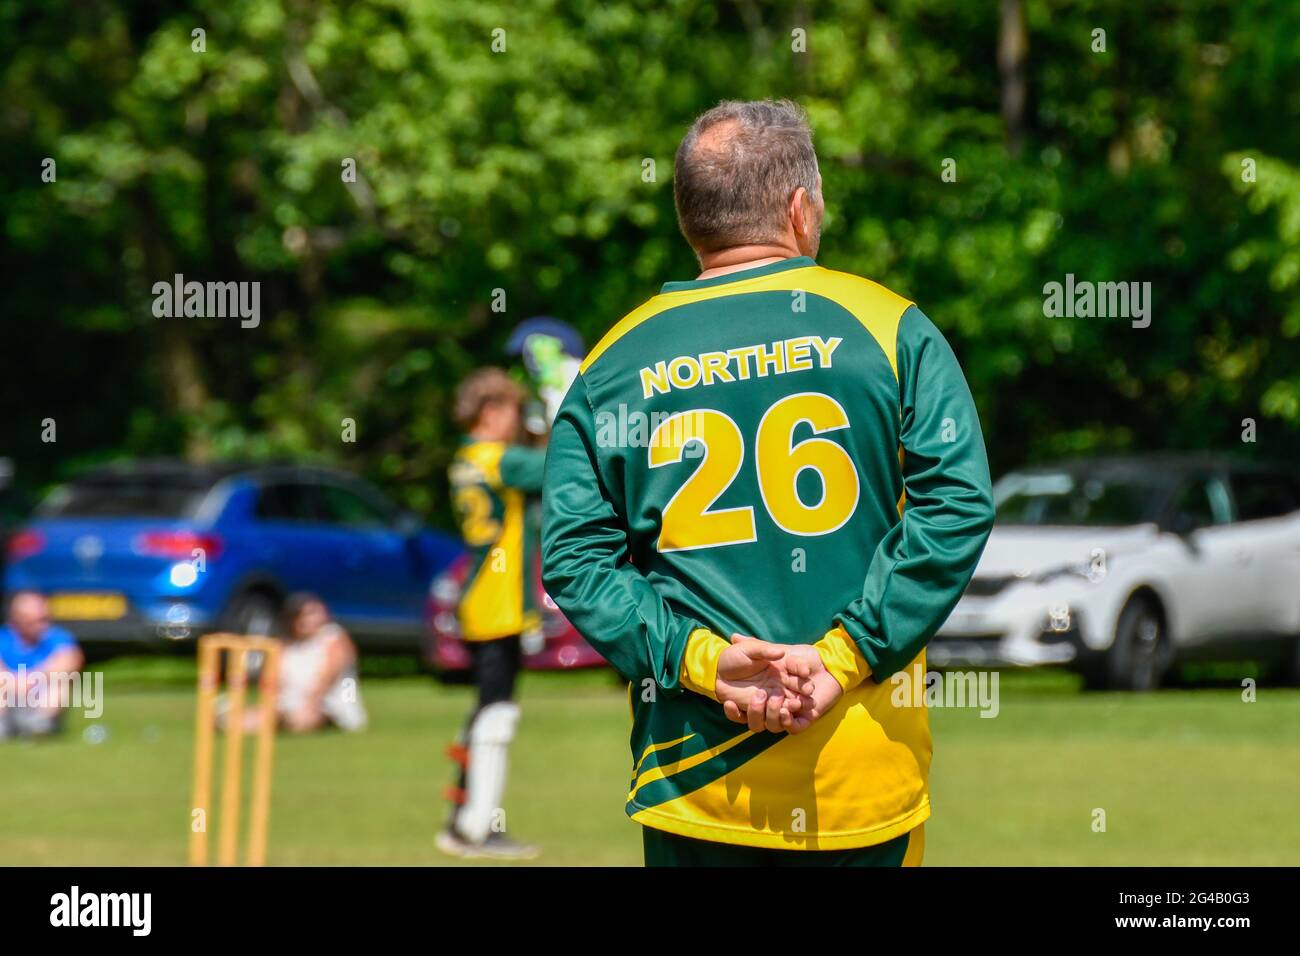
[643,824,922,867]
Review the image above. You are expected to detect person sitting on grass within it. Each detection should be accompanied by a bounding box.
[273,593,367,734]
[0,590,85,740]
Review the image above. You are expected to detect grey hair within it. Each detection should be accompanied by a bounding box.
[672,99,820,253]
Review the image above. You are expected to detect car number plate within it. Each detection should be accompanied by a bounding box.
[48,592,127,621]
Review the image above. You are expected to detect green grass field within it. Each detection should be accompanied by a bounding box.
[2,659,1297,865]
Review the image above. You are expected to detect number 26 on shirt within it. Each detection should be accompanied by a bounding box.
[648,391,861,552]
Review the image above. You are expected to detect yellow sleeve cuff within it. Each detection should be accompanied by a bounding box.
[814,625,872,692]
[680,629,729,701]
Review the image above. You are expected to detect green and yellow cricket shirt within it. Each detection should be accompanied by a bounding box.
[541,256,994,849]
[450,439,546,642]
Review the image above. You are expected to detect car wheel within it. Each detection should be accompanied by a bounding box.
[222,590,280,638]
[1282,635,1300,687]
[1103,595,1169,691]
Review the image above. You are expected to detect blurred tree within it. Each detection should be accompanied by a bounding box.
[1,0,1297,526]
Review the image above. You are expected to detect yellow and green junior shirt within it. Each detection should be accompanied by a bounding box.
[450,438,547,642]
[541,256,994,850]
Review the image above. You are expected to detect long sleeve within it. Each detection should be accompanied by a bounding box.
[500,445,547,493]
[541,375,711,691]
[834,305,995,679]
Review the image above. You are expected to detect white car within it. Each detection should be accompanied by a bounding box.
[932,456,1300,689]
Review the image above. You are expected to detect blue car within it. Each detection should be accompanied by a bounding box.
[4,461,462,650]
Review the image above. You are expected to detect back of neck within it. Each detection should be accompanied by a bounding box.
[696,243,801,280]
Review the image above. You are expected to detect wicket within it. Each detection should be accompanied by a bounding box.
[189,633,282,867]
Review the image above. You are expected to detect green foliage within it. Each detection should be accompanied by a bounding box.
[2,0,1297,526]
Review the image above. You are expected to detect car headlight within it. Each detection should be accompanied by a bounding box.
[1035,557,1107,585]
[169,562,199,587]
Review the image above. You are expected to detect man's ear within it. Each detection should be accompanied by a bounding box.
[789,186,810,238]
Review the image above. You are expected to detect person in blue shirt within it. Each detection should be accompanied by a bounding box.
[0,591,85,738]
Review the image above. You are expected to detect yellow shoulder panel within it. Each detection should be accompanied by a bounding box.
[456,441,507,489]
[798,267,914,382]
[580,263,820,374]
[581,264,913,381]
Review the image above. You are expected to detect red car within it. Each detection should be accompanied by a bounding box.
[424,551,606,672]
